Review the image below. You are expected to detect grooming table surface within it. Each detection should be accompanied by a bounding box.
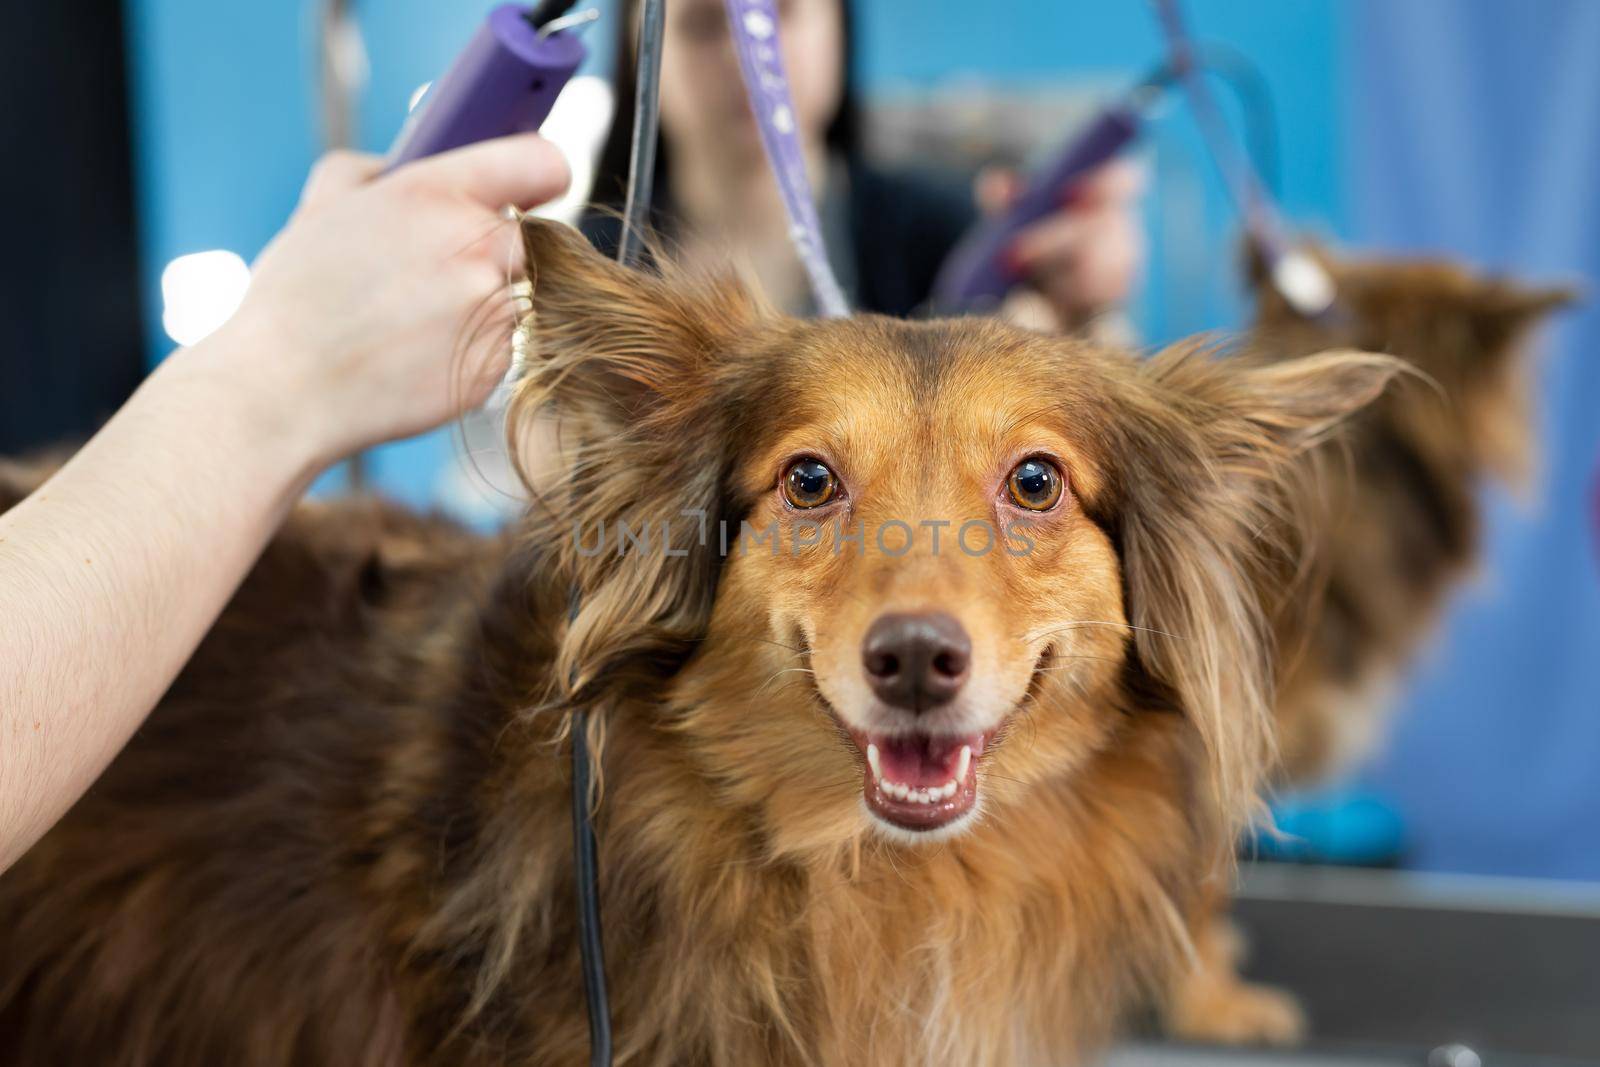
[1105,1046,1592,1067]
[1109,864,1600,1066]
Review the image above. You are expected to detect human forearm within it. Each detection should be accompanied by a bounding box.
[0,336,322,872]
[0,133,569,872]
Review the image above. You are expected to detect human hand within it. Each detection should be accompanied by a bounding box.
[976,158,1145,330]
[198,133,570,470]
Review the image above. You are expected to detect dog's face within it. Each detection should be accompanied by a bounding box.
[713,319,1134,839]
[514,220,1397,852]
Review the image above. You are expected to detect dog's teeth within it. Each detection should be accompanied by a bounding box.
[865,741,981,804]
[877,776,965,804]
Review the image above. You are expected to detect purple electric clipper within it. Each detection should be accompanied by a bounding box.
[385,3,591,170]
[930,74,1168,312]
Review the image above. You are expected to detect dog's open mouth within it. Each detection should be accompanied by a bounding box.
[846,728,995,832]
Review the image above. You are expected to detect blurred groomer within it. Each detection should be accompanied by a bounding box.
[585,0,1144,323]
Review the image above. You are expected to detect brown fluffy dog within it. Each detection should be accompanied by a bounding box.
[1255,248,1573,780]
[0,220,1397,1066]
[1163,247,1574,1044]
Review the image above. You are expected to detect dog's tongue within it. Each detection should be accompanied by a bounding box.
[874,733,969,788]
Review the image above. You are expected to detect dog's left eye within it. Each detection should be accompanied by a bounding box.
[782,458,839,509]
[1007,457,1064,511]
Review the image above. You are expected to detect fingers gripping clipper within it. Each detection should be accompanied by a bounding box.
[931,72,1167,312]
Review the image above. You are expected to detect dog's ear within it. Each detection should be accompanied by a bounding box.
[1114,345,1401,834]
[508,218,765,711]
[1448,278,1576,490]
[1468,279,1579,358]
[1479,280,1580,321]
[514,217,760,422]
[1202,347,1404,450]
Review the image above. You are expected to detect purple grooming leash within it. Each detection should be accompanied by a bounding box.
[723,0,852,318]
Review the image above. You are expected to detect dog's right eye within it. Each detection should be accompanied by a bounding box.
[1007,457,1065,511]
[782,458,839,509]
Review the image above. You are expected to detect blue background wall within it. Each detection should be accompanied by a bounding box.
[1347,0,1600,880]
[122,0,1599,879]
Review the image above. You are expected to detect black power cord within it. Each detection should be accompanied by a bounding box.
[570,708,611,1067]
[618,0,666,266]
[568,2,667,1065]
[525,0,581,29]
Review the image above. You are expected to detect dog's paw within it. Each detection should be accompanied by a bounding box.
[1162,975,1308,1046]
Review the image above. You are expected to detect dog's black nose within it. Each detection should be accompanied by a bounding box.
[861,612,972,711]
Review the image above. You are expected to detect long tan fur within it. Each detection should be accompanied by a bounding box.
[0,219,1400,1066]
